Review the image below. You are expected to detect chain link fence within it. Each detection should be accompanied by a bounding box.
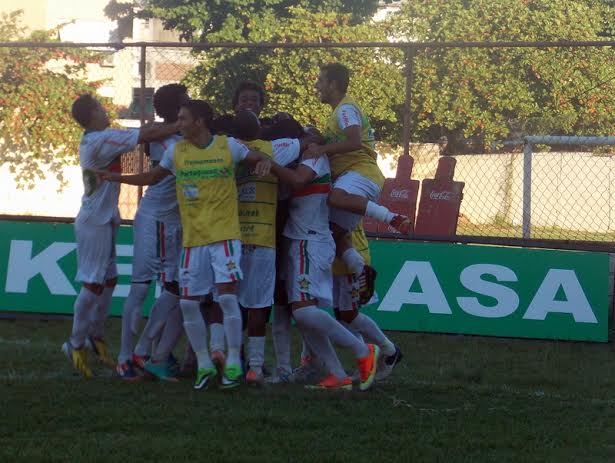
[2,40,615,250]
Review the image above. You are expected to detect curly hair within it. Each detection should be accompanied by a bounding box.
[153,83,188,121]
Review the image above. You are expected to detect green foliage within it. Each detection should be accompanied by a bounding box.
[180,7,404,142]
[137,1,403,143]
[389,0,615,147]
[0,11,107,188]
[138,0,384,41]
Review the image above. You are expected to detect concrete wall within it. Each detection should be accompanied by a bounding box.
[2,146,614,234]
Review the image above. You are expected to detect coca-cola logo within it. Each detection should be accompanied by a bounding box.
[429,190,453,201]
[390,189,409,199]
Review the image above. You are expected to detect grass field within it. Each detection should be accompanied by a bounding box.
[2,318,615,462]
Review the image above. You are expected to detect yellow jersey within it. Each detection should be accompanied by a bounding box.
[172,136,241,247]
[325,96,384,189]
[236,139,278,248]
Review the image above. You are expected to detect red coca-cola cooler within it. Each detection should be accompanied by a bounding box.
[365,155,420,234]
[414,156,464,237]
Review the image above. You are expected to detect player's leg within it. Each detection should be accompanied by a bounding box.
[179,246,217,390]
[239,245,276,385]
[203,298,226,375]
[139,219,184,380]
[212,239,244,389]
[286,239,378,390]
[63,220,112,378]
[334,274,402,381]
[328,172,412,234]
[85,220,119,369]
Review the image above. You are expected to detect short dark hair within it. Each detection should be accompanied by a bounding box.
[71,94,98,128]
[320,63,350,94]
[232,80,266,109]
[232,110,261,141]
[180,99,214,128]
[153,83,187,121]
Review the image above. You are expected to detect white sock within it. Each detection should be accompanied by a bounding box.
[341,248,365,275]
[180,299,213,369]
[299,324,347,380]
[89,285,114,339]
[151,304,183,363]
[133,289,178,358]
[293,306,368,359]
[70,287,98,348]
[272,305,292,372]
[349,313,395,356]
[218,294,243,366]
[366,201,396,224]
[247,336,265,374]
[209,323,226,353]
[118,282,149,362]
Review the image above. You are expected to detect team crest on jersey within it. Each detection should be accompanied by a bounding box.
[183,184,199,200]
[226,260,237,272]
[350,287,360,301]
[297,274,311,293]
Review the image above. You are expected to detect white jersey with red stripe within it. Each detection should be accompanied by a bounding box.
[282,156,333,243]
[138,134,182,221]
[77,128,139,225]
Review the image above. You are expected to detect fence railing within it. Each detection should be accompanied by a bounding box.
[2,39,615,251]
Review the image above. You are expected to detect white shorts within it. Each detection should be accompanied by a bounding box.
[238,245,275,309]
[333,274,361,311]
[286,239,335,308]
[131,211,182,284]
[333,273,380,311]
[330,172,381,232]
[74,220,118,284]
[179,240,243,298]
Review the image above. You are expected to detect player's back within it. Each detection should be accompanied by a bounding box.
[139,134,182,221]
[78,128,139,225]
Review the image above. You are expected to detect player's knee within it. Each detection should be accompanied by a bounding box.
[247,308,268,336]
[163,281,180,296]
[335,308,358,324]
[84,282,104,296]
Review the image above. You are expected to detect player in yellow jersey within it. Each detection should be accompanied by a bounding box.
[99,100,270,390]
[332,223,403,381]
[304,63,412,280]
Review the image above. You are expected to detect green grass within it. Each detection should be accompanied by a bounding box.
[2,318,615,462]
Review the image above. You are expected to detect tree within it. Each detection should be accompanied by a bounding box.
[388,0,615,147]
[108,1,404,143]
[0,11,107,188]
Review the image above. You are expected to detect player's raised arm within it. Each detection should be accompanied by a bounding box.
[97,165,172,186]
[137,121,180,144]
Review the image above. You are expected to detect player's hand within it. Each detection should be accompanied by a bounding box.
[255,159,272,177]
[302,143,323,159]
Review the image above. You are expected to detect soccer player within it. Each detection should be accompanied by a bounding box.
[116,83,189,381]
[304,63,412,277]
[254,152,380,391]
[232,110,321,385]
[100,100,270,390]
[63,94,179,378]
[332,223,403,381]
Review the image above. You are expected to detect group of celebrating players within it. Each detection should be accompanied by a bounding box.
[63,62,410,391]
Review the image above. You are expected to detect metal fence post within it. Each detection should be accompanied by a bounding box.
[137,44,147,202]
[522,141,532,239]
[403,46,415,157]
